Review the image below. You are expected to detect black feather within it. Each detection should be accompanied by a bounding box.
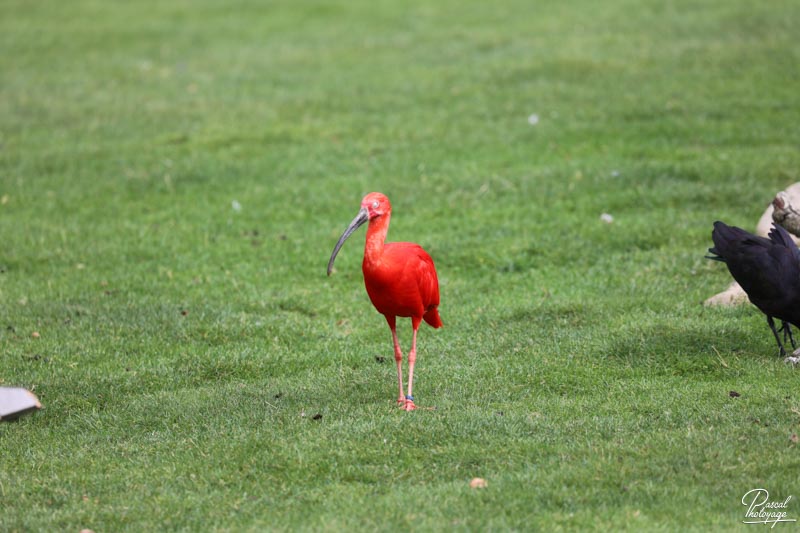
[708,220,800,356]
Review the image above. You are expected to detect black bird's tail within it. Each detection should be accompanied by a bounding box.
[707,221,742,262]
[707,220,774,260]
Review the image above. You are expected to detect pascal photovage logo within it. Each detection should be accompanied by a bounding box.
[742,488,797,527]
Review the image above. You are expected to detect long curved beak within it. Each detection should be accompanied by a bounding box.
[327,207,369,276]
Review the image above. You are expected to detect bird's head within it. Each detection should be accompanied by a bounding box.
[327,192,392,276]
[361,192,392,220]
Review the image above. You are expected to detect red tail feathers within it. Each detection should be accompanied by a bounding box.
[423,306,443,328]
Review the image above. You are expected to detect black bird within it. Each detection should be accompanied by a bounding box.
[708,221,800,356]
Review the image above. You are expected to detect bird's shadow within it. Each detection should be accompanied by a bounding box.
[598,320,783,376]
[503,301,785,376]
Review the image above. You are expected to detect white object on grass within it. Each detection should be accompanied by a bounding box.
[0,387,42,421]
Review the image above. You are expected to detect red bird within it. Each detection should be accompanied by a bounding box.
[327,192,442,411]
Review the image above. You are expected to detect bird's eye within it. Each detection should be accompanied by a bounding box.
[372,201,379,209]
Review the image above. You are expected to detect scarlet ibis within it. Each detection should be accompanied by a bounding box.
[708,221,800,356]
[327,192,442,411]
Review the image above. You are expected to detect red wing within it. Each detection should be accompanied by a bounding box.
[412,247,440,309]
[370,242,440,317]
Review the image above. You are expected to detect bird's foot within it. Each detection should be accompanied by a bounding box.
[784,348,800,367]
[403,395,416,411]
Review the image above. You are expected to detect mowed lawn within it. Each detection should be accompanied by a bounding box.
[2,0,800,530]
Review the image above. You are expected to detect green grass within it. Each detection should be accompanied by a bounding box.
[2,0,800,530]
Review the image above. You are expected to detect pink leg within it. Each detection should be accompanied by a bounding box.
[386,316,405,405]
[404,317,422,411]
